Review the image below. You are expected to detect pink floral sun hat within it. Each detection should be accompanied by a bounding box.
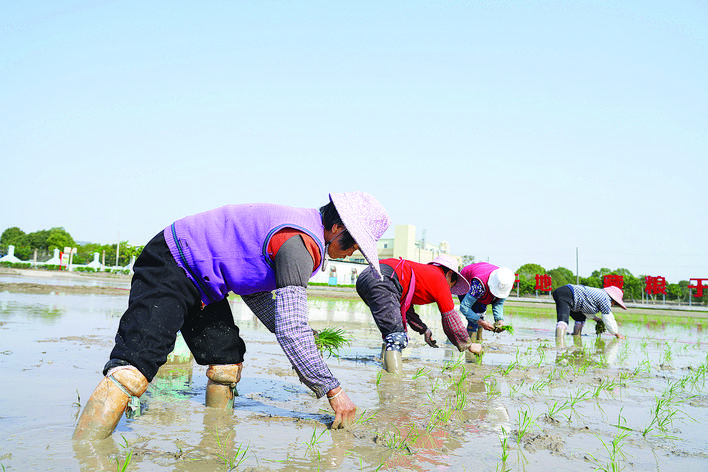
[603,286,627,310]
[330,191,391,280]
[428,254,471,295]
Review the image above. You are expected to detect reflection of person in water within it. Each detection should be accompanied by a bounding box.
[556,336,621,367]
[552,284,627,347]
[72,192,390,441]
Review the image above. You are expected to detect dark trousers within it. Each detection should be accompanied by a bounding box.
[552,285,586,324]
[356,264,404,337]
[105,231,246,381]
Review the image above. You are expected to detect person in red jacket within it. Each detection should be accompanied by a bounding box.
[356,254,481,373]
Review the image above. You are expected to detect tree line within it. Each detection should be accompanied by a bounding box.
[0,226,143,267]
[1,227,704,304]
[514,263,704,304]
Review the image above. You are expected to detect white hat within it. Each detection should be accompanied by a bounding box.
[488,267,515,298]
[428,254,470,295]
[329,192,390,280]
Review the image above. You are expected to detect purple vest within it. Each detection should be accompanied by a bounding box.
[164,204,325,304]
[460,262,499,305]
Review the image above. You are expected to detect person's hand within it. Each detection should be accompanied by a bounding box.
[468,343,483,355]
[479,319,495,331]
[327,387,357,429]
[423,329,438,348]
[615,333,625,340]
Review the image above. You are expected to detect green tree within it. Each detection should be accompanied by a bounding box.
[45,227,76,252]
[515,263,546,295]
[1,227,26,246]
[547,266,575,289]
[461,255,475,267]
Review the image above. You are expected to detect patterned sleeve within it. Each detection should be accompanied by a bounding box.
[440,309,472,351]
[273,286,339,398]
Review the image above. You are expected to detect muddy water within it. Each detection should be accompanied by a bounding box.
[1,281,708,471]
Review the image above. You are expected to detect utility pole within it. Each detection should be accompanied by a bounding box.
[576,247,579,284]
[115,233,120,268]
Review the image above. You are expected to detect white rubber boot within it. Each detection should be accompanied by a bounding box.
[572,321,585,336]
[555,322,568,349]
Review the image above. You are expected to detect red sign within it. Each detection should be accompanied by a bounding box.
[515,273,520,288]
[603,275,624,289]
[644,276,667,295]
[688,278,708,298]
[535,274,552,292]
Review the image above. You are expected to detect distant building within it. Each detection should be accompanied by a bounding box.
[346,224,460,266]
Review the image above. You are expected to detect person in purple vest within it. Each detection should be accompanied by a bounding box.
[73,192,390,441]
[458,263,515,339]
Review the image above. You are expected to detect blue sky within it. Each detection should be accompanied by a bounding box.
[1,1,706,283]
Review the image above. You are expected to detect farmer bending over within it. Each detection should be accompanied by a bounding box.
[552,284,627,347]
[356,254,481,373]
[73,192,390,440]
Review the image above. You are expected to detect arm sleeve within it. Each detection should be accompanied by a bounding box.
[273,235,314,289]
[405,307,429,335]
[601,312,619,335]
[274,286,339,398]
[491,298,505,322]
[441,309,472,351]
[459,293,480,321]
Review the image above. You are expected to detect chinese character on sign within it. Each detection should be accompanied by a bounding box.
[603,275,624,289]
[535,274,552,292]
[644,276,667,295]
[688,278,708,298]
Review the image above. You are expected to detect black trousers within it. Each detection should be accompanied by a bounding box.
[552,285,587,324]
[356,264,405,337]
[105,231,246,381]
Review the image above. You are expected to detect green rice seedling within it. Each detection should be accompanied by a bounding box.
[375,370,383,386]
[592,378,618,398]
[515,409,536,443]
[500,362,519,376]
[494,324,514,335]
[353,409,377,426]
[115,435,133,472]
[588,411,631,472]
[304,427,327,455]
[632,358,651,376]
[486,378,501,397]
[568,387,590,409]
[642,395,680,438]
[454,380,468,410]
[595,319,606,336]
[429,377,444,395]
[545,399,572,422]
[499,426,510,462]
[442,353,466,373]
[509,380,525,397]
[661,343,673,366]
[377,424,423,453]
[412,367,429,380]
[314,327,351,359]
[536,347,547,368]
[530,377,550,394]
[212,429,250,469]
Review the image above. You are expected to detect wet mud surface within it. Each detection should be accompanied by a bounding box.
[1,272,708,471]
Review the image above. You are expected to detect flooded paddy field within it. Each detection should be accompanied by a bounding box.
[1,273,708,471]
